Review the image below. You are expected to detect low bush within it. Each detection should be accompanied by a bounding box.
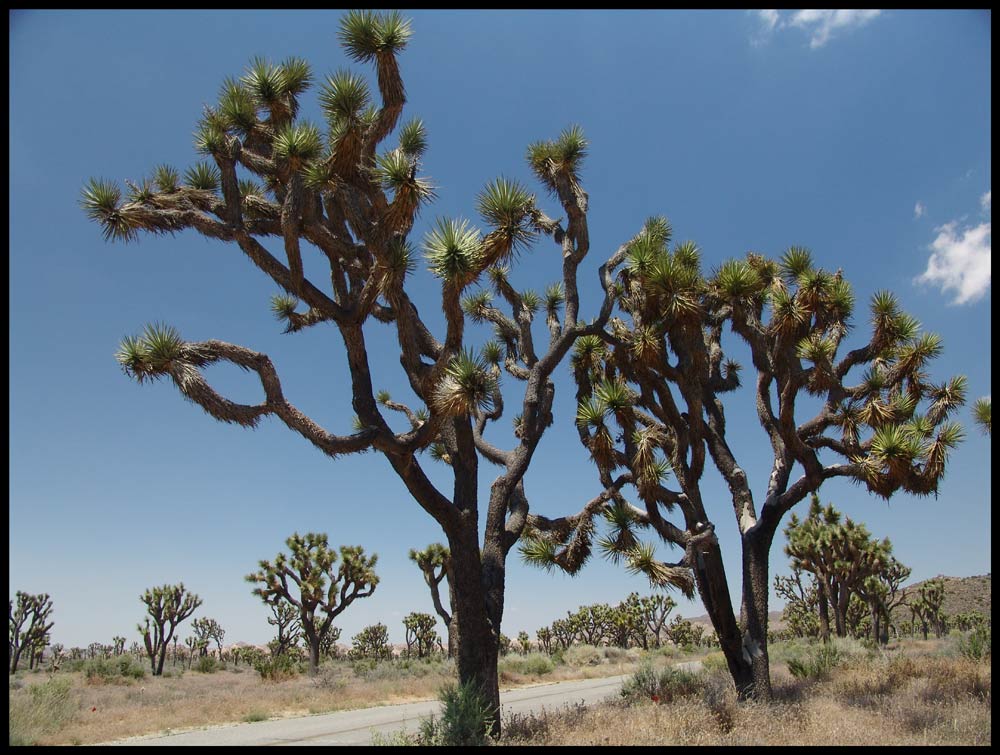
[564,645,602,667]
[253,653,302,682]
[82,656,146,684]
[959,625,991,661]
[8,676,77,745]
[620,662,704,705]
[499,653,555,677]
[195,656,219,674]
[374,681,496,747]
[786,643,841,680]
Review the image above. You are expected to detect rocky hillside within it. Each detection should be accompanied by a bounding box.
[892,573,991,621]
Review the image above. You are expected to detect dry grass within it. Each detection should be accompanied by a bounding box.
[7,653,642,746]
[499,649,991,747]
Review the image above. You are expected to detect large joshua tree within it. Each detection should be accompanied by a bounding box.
[520,235,966,699]
[82,10,633,731]
[246,532,378,675]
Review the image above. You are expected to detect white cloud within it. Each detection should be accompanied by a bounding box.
[753,9,882,48]
[914,201,926,219]
[915,194,991,305]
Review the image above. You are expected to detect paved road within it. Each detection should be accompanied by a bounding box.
[106,662,702,746]
[104,668,681,746]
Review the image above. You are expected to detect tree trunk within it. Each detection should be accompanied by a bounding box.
[817,585,832,642]
[307,633,321,676]
[447,518,502,737]
[740,531,773,701]
[690,534,755,699]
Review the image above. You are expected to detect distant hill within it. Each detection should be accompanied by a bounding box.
[892,573,991,621]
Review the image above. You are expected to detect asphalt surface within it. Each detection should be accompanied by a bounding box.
[103,670,646,746]
[105,661,701,747]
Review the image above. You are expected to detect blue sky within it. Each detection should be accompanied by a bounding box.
[9,10,991,650]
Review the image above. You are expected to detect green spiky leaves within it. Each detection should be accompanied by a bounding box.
[424,218,483,284]
[319,70,371,124]
[972,397,991,436]
[270,294,299,323]
[115,323,185,383]
[713,259,764,303]
[477,177,537,257]
[398,118,427,157]
[273,121,323,168]
[373,149,433,201]
[338,9,413,62]
[183,162,221,192]
[526,124,588,191]
[80,178,135,243]
[432,349,498,416]
[153,165,180,194]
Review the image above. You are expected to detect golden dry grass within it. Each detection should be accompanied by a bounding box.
[8,651,649,746]
[501,652,991,746]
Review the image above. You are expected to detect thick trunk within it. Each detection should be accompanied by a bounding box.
[834,588,849,638]
[306,633,320,676]
[741,531,773,701]
[690,535,755,698]
[448,518,503,737]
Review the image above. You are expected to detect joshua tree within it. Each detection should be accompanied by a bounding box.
[82,10,637,733]
[138,583,202,676]
[522,242,966,699]
[246,532,378,675]
[535,626,553,655]
[774,567,822,639]
[516,630,532,655]
[266,601,303,657]
[191,617,226,659]
[319,626,343,660]
[408,543,456,657]
[112,636,127,657]
[403,612,439,658]
[633,592,676,648]
[9,591,54,674]
[350,623,392,661]
[909,578,947,639]
[856,552,911,645]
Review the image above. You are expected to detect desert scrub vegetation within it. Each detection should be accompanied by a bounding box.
[494,641,990,746]
[9,676,77,746]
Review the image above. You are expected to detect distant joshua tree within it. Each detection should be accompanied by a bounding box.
[137,583,202,676]
[408,543,456,657]
[247,532,378,675]
[266,601,302,657]
[191,617,226,659]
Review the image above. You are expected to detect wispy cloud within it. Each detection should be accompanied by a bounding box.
[915,191,991,305]
[914,201,926,219]
[752,10,882,48]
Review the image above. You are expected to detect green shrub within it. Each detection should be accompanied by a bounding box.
[620,662,704,705]
[418,681,496,746]
[959,625,991,661]
[254,652,302,681]
[787,642,841,680]
[499,653,555,676]
[8,676,77,745]
[564,645,602,666]
[243,710,269,723]
[195,655,219,673]
[82,656,145,684]
[701,651,729,673]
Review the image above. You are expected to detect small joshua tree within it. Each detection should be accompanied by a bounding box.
[409,544,456,657]
[138,583,202,676]
[403,612,439,658]
[910,578,947,639]
[9,591,54,674]
[267,601,303,657]
[247,532,379,675]
[191,617,226,659]
[351,623,392,661]
[516,630,532,655]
